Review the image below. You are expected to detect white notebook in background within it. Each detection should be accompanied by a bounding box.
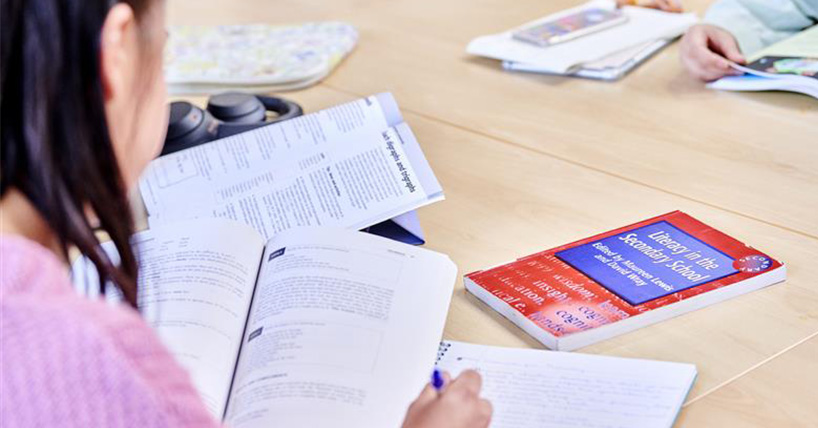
[503,39,671,81]
[467,0,696,74]
[436,341,697,428]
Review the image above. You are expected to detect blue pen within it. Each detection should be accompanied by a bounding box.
[431,368,445,392]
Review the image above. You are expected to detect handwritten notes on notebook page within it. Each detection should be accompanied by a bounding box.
[436,341,696,428]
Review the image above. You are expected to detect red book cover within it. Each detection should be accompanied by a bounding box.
[464,211,786,350]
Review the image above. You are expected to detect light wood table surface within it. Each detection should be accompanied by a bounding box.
[164,0,818,426]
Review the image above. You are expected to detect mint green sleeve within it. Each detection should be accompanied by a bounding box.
[703,0,818,55]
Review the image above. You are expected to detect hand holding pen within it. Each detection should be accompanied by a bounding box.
[401,369,492,428]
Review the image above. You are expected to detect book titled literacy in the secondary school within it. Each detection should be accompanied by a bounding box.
[465,211,786,351]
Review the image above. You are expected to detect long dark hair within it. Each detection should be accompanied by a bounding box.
[1,0,153,307]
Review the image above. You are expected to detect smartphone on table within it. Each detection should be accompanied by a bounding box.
[512,8,628,47]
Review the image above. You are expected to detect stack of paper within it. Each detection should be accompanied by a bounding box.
[503,39,671,80]
[165,22,357,94]
[467,0,697,78]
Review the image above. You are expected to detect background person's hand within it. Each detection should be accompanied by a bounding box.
[616,0,683,13]
[402,370,492,428]
[681,24,746,81]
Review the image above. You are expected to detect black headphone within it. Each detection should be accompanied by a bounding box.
[161,92,303,156]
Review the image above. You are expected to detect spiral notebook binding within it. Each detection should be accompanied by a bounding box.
[435,341,452,365]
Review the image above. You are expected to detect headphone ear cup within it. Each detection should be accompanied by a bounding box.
[256,95,303,123]
[207,92,267,124]
[161,101,219,156]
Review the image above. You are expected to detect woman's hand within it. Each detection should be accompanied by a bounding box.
[681,24,746,81]
[402,370,492,428]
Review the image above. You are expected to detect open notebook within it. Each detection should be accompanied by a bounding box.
[436,341,697,428]
[73,219,457,427]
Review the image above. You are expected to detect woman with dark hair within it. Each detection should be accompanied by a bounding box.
[0,0,491,426]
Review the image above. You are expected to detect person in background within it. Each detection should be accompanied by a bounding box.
[681,0,818,81]
[0,0,492,427]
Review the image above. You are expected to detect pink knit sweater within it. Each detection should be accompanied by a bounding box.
[0,235,222,427]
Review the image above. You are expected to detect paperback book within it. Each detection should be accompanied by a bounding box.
[465,211,786,350]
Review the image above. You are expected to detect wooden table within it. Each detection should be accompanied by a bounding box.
[166,0,818,425]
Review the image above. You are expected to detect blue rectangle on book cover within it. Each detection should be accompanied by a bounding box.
[556,221,739,306]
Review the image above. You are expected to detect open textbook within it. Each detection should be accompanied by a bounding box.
[139,93,443,241]
[436,341,697,428]
[73,219,457,427]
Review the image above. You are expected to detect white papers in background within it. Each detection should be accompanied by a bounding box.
[707,63,818,100]
[467,0,697,74]
[503,38,671,80]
